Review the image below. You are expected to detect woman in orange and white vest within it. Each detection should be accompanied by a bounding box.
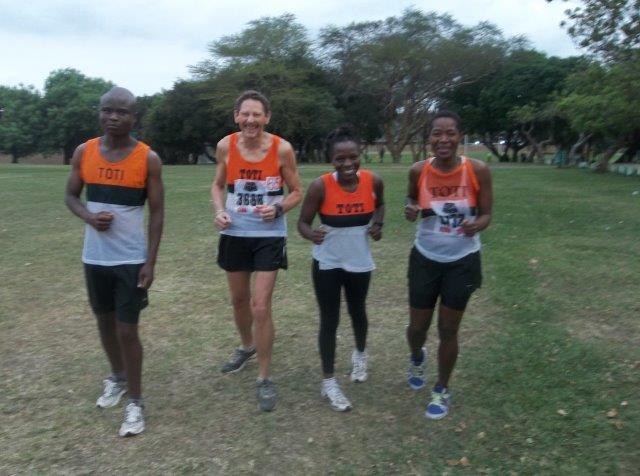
[404,110,493,420]
[298,125,384,412]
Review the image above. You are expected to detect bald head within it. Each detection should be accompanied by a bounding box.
[100,86,137,111]
[99,86,137,136]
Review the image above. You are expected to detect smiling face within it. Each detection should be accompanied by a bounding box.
[234,99,271,139]
[331,140,360,182]
[99,90,136,137]
[429,117,462,161]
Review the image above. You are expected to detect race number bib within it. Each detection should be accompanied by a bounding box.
[430,199,473,235]
[232,177,280,214]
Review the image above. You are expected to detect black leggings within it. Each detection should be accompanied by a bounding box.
[312,259,371,375]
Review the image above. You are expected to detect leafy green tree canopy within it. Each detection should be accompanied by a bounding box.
[193,14,341,160]
[549,0,640,61]
[0,85,44,163]
[42,68,112,163]
[320,8,510,162]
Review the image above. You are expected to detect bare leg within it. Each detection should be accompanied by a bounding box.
[226,271,253,348]
[96,311,124,376]
[116,321,143,399]
[252,271,278,379]
[407,307,435,361]
[436,304,465,388]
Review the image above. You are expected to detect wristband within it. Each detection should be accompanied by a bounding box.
[274,203,284,218]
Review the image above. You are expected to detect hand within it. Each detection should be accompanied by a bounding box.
[88,211,114,231]
[256,204,280,222]
[368,223,383,241]
[460,219,480,237]
[404,204,420,222]
[311,227,328,245]
[137,262,154,290]
[214,210,231,230]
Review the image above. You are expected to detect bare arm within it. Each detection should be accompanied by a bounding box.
[297,178,327,245]
[461,160,493,236]
[368,172,385,241]
[64,143,113,231]
[211,137,231,230]
[137,151,164,289]
[404,160,424,222]
[258,139,303,221]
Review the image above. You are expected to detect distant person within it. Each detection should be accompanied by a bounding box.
[378,144,385,162]
[65,86,164,436]
[404,110,492,420]
[211,90,303,411]
[298,125,384,411]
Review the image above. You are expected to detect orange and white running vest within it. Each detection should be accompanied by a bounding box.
[80,137,149,265]
[415,156,481,262]
[313,170,377,272]
[222,132,286,237]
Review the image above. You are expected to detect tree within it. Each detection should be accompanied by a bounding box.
[443,50,585,161]
[557,59,640,170]
[42,69,112,164]
[548,0,640,61]
[193,14,341,161]
[320,8,509,162]
[0,85,44,163]
[140,81,216,164]
[547,1,640,170]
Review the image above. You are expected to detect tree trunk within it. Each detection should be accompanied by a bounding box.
[521,127,549,163]
[481,136,501,161]
[384,127,402,163]
[568,133,592,164]
[619,130,640,162]
[596,144,620,173]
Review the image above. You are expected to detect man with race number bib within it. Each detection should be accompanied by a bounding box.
[211,90,303,412]
[404,110,493,420]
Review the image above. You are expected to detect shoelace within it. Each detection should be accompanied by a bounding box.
[104,379,121,396]
[125,404,142,423]
[430,391,448,407]
[326,383,349,405]
[353,355,366,372]
[258,381,275,397]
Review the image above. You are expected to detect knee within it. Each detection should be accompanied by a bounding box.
[438,324,459,342]
[319,316,339,335]
[116,324,139,344]
[231,293,250,309]
[408,316,429,335]
[251,298,272,322]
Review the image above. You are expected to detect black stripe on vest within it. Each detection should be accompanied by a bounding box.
[319,212,373,228]
[86,183,146,206]
[227,184,284,196]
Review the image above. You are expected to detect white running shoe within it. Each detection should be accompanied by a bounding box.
[321,378,352,412]
[350,349,369,383]
[96,378,127,408]
[118,402,145,437]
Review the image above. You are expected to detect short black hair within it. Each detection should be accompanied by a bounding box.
[324,124,361,162]
[234,90,270,114]
[429,110,462,132]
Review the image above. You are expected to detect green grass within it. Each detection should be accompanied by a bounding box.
[1,163,639,474]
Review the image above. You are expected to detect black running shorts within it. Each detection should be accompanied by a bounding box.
[84,263,149,324]
[408,247,482,311]
[217,235,288,272]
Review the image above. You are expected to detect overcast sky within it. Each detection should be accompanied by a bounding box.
[0,0,581,96]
